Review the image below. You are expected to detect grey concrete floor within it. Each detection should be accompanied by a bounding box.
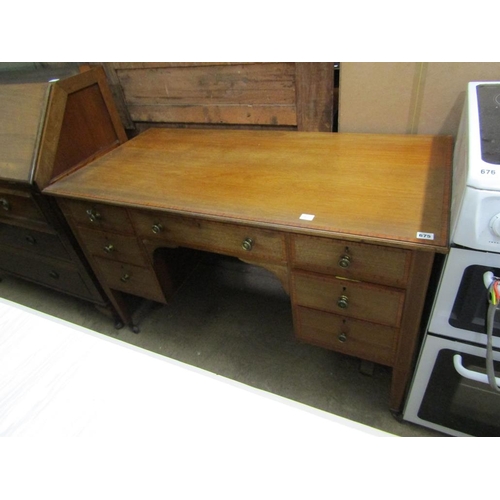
[0,254,443,437]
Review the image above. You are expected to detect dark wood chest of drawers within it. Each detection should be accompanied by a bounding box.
[0,67,127,314]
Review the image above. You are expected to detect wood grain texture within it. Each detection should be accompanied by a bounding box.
[93,62,336,132]
[44,128,453,252]
[36,66,128,190]
[292,271,405,327]
[116,63,297,126]
[290,234,411,287]
[295,306,398,366]
[295,63,335,131]
[0,83,50,182]
[100,63,135,130]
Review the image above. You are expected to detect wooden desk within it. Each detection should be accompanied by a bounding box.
[43,128,453,413]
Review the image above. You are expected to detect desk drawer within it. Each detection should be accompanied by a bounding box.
[292,272,404,327]
[93,256,166,303]
[0,222,70,260]
[295,306,397,366]
[129,210,286,263]
[59,199,134,235]
[0,189,46,225]
[291,234,410,287]
[0,245,99,300]
[76,226,147,266]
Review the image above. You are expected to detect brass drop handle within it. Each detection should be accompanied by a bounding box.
[338,332,347,343]
[242,237,254,251]
[151,223,163,234]
[338,254,351,268]
[120,273,131,283]
[337,294,349,309]
[104,244,115,253]
[86,208,101,222]
[0,198,10,211]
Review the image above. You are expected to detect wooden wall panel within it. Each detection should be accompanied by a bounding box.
[92,62,336,133]
[116,63,296,127]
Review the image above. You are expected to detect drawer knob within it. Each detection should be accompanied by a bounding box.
[241,237,254,251]
[25,236,37,245]
[338,332,347,343]
[0,198,10,211]
[86,208,101,222]
[338,254,351,268]
[337,294,349,309]
[49,271,59,279]
[104,244,115,253]
[151,223,163,234]
[120,273,131,283]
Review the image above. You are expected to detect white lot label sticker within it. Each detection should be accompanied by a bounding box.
[300,214,315,221]
[416,232,435,240]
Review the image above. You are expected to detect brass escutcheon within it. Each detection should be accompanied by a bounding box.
[337,294,349,309]
[0,198,10,211]
[242,237,254,251]
[338,254,351,268]
[86,208,101,222]
[152,223,163,234]
[338,332,347,343]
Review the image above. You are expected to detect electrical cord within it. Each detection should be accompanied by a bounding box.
[486,278,500,393]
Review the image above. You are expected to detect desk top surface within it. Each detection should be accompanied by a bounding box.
[44,128,453,251]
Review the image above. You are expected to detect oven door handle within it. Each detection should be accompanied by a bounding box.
[453,354,500,386]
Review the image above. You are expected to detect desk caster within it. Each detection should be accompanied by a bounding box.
[114,321,124,330]
[131,325,140,334]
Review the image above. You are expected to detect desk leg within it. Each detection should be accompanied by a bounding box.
[390,250,434,413]
[107,288,139,333]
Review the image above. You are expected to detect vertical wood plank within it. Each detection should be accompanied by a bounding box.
[97,63,135,131]
[295,63,335,132]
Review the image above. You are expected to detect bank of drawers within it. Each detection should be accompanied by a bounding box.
[60,200,167,303]
[290,234,412,366]
[58,198,412,367]
[0,188,103,302]
[61,201,287,304]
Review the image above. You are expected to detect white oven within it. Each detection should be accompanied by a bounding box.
[404,82,500,436]
[404,334,500,437]
[428,247,500,348]
[404,247,500,436]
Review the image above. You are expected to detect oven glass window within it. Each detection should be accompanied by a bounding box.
[418,349,500,436]
[477,84,500,165]
[450,265,500,336]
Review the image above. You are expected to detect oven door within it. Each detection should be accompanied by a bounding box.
[403,334,500,437]
[429,247,500,347]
